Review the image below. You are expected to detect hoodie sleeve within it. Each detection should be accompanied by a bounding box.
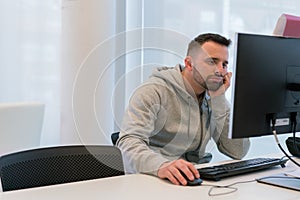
[117,84,169,176]
[210,94,250,159]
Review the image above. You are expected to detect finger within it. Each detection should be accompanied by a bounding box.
[158,162,184,185]
[187,164,200,179]
[169,167,187,186]
[182,163,200,180]
[165,170,181,185]
[178,162,198,180]
[168,160,191,185]
[223,73,230,84]
[227,72,232,79]
[223,72,232,89]
[174,160,198,183]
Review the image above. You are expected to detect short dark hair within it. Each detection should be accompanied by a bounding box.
[187,33,231,56]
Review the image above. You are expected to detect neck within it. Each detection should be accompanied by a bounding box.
[181,69,206,101]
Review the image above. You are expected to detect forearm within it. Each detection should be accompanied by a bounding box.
[211,94,250,159]
[117,135,169,176]
[217,133,250,159]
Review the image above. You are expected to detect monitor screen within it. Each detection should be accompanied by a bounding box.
[229,33,300,139]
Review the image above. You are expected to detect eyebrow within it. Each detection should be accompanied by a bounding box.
[207,57,229,65]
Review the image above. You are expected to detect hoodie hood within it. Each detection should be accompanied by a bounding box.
[150,64,193,102]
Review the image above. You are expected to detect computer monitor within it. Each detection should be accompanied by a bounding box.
[229,33,300,139]
[0,102,45,155]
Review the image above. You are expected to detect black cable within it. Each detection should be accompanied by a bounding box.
[290,112,299,153]
[271,117,300,167]
[203,114,300,196]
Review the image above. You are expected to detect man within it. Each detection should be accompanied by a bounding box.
[117,33,250,186]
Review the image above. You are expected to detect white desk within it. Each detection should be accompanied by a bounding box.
[0,159,299,200]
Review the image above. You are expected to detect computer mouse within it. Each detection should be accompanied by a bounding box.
[186,177,203,186]
[180,171,203,186]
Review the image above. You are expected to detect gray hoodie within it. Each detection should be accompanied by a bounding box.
[117,64,250,176]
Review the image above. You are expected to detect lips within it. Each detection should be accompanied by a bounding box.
[206,75,224,91]
[209,76,223,83]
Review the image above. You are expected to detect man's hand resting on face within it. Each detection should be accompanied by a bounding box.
[209,72,232,98]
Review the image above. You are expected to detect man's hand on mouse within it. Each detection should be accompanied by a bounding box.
[157,159,200,185]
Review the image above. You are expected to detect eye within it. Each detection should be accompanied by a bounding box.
[205,58,215,65]
[222,62,228,69]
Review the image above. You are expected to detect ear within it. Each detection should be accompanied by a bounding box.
[184,56,193,71]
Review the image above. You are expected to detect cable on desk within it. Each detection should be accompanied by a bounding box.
[256,175,300,181]
[204,172,300,196]
[201,179,256,196]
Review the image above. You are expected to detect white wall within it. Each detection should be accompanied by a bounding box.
[61,0,124,145]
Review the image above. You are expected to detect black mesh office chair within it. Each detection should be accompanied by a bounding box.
[0,145,124,191]
[111,132,120,145]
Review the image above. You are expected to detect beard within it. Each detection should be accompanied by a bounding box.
[193,70,223,91]
[205,75,224,91]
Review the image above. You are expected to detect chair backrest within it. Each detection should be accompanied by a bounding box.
[0,145,124,191]
[0,102,45,155]
[111,132,120,145]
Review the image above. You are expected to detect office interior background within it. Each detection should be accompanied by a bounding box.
[0,0,300,161]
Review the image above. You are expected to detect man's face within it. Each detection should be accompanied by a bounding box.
[191,41,229,91]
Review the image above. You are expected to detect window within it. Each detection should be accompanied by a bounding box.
[0,0,61,145]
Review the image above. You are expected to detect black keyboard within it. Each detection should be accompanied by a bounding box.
[198,157,288,181]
